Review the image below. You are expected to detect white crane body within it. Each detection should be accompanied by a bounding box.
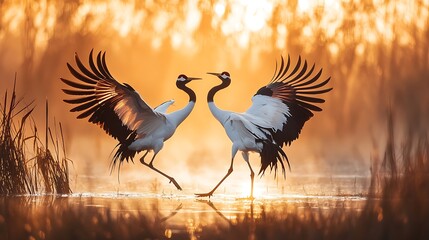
[196,56,332,198]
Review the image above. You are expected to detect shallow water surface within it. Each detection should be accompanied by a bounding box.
[2,176,371,238]
[55,191,367,233]
[48,175,369,220]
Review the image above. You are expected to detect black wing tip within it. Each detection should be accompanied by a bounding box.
[272,54,329,84]
[89,48,105,55]
[89,49,106,61]
[68,49,116,84]
[325,76,332,85]
[267,54,333,99]
[280,54,290,62]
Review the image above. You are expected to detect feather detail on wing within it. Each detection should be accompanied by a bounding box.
[154,100,175,114]
[252,55,332,147]
[61,50,165,166]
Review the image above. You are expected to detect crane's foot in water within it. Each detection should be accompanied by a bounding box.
[195,191,214,198]
[168,178,182,191]
[141,161,182,191]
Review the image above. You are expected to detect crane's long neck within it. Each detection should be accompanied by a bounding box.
[168,83,196,127]
[207,79,230,103]
[207,79,231,124]
[179,83,196,103]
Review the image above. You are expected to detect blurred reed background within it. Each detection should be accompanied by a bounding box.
[0,0,428,193]
[1,1,429,239]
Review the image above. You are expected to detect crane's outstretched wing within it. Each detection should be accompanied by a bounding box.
[247,55,332,147]
[154,100,175,114]
[61,50,165,165]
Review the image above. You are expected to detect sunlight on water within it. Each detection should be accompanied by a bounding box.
[16,190,367,238]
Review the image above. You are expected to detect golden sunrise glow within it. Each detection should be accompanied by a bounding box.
[2,0,426,54]
[238,181,266,198]
[0,0,428,195]
[2,3,429,239]
[2,5,24,34]
[72,1,146,37]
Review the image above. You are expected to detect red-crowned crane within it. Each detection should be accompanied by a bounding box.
[196,55,332,198]
[61,50,201,190]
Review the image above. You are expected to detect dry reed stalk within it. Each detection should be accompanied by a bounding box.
[0,79,35,194]
[1,78,72,195]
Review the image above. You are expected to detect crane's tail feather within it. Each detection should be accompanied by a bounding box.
[258,140,290,178]
[109,132,139,173]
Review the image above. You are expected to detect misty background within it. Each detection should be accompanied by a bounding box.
[1,0,428,194]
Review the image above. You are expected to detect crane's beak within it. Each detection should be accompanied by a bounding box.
[188,77,202,81]
[207,72,221,77]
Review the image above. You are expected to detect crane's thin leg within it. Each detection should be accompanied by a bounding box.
[139,150,150,164]
[246,160,255,200]
[148,154,156,166]
[140,153,182,191]
[195,157,235,198]
[242,152,255,200]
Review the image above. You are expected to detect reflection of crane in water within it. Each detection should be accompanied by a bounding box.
[196,55,332,199]
[158,203,183,223]
[196,199,254,226]
[61,50,201,190]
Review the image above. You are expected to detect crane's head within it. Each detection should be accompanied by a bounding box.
[176,74,201,102]
[207,72,231,83]
[176,74,201,86]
